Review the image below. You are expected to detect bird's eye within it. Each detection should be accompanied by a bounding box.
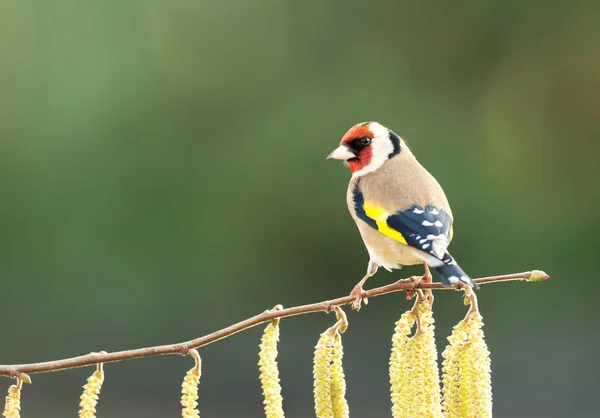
[360,137,372,146]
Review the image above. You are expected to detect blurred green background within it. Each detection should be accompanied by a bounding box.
[1,1,599,417]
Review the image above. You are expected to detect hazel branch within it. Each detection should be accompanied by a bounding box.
[0,270,547,378]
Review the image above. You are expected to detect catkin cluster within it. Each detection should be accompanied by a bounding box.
[0,282,506,418]
[258,321,285,418]
[389,300,443,418]
[79,367,104,418]
[442,312,492,418]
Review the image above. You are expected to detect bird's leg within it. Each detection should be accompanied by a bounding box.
[349,261,378,311]
[422,263,434,305]
[421,262,432,283]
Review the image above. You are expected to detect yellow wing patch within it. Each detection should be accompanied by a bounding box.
[363,202,408,245]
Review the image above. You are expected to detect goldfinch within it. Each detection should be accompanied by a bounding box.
[327,122,476,310]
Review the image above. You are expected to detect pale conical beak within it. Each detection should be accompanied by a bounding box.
[327,145,356,161]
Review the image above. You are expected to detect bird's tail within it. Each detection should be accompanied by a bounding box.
[435,253,479,289]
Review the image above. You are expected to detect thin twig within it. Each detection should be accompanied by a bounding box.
[0,270,547,378]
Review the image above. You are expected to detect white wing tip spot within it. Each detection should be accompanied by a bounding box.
[429,208,440,215]
[422,220,434,226]
[413,208,425,214]
[447,276,460,284]
[427,234,446,240]
[434,220,444,227]
[422,243,430,249]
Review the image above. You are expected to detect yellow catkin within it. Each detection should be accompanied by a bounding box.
[3,381,22,418]
[79,367,104,418]
[330,332,349,418]
[441,328,464,418]
[181,350,201,418]
[411,303,443,417]
[389,302,443,418]
[258,322,285,418]
[389,311,416,417]
[313,327,349,418]
[442,313,492,418]
[313,330,335,418]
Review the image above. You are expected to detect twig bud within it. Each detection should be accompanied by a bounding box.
[529,270,549,282]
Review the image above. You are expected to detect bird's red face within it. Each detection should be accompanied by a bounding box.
[327,123,375,173]
[327,122,402,177]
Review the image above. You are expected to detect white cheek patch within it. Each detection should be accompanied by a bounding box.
[352,122,402,178]
[352,141,393,177]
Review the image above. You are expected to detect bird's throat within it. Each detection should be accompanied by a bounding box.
[348,147,372,173]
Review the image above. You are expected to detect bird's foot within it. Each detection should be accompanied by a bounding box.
[404,275,422,300]
[349,285,368,311]
[402,265,434,303]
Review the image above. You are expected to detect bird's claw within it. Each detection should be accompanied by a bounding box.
[403,276,422,300]
[403,269,433,304]
[350,286,368,311]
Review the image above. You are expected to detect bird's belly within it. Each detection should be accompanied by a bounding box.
[357,223,439,270]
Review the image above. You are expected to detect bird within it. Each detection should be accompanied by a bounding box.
[327,121,476,310]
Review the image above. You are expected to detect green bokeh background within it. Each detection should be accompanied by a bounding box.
[1,1,599,417]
